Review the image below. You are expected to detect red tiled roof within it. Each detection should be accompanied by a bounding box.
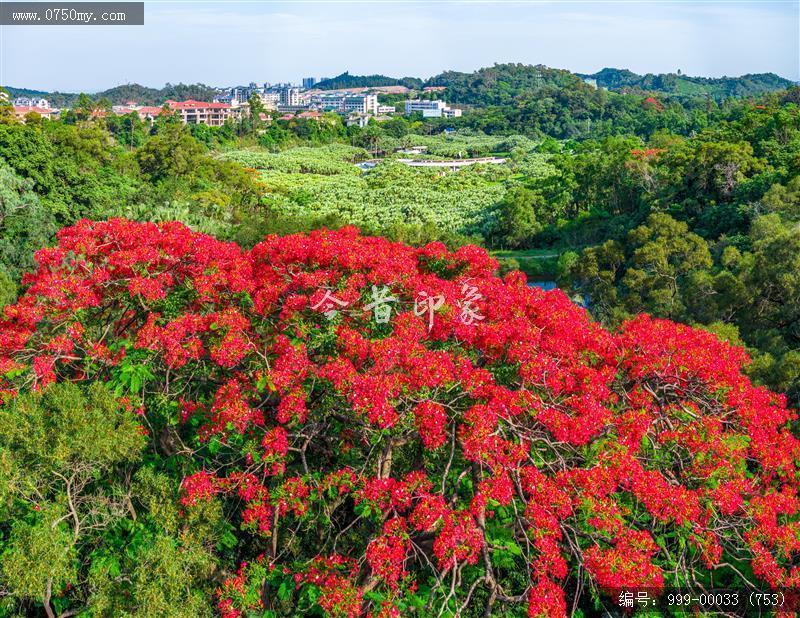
[137,106,166,115]
[14,105,54,115]
[166,99,231,110]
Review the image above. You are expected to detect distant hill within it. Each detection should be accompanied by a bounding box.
[422,63,795,107]
[97,83,219,105]
[425,63,591,105]
[315,72,423,90]
[578,68,795,98]
[3,82,219,107]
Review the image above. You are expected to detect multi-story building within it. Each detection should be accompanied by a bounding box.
[311,93,378,115]
[165,100,235,126]
[13,96,50,109]
[279,87,301,106]
[344,94,377,115]
[404,99,462,118]
[302,77,317,89]
[255,91,280,110]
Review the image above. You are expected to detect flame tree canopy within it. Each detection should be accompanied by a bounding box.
[0,219,798,617]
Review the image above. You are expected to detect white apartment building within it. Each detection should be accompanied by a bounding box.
[13,96,50,109]
[404,99,462,118]
[343,94,378,115]
[311,93,378,115]
[279,87,301,107]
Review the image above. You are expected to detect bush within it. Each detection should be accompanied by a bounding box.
[0,219,798,616]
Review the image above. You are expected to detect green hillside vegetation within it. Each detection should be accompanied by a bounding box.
[314,71,423,90]
[582,67,796,98]
[220,139,555,240]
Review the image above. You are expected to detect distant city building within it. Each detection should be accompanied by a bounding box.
[279,87,301,107]
[13,96,50,109]
[214,82,274,106]
[404,99,462,118]
[255,91,280,110]
[302,77,317,89]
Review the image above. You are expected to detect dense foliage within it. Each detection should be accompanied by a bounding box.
[219,140,554,240]
[0,114,263,246]
[580,67,795,99]
[0,220,799,616]
[314,73,423,91]
[555,95,800,402]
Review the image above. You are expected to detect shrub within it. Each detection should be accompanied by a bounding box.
[0,219,798,616]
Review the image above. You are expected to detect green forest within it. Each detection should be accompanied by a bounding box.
[1,61,799,616]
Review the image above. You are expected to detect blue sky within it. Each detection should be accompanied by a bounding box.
[1,0,797,92]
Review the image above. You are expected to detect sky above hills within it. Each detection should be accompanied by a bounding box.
[1,0,797,92]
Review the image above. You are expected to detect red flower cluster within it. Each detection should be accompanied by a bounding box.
[1,219,798,616]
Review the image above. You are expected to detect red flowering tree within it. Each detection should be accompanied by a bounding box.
[1,218,798,617]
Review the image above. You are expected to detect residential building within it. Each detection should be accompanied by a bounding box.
[302,77,317,89]
[311,93,378,115]
[165,100,235,126]
[346,113,371,128]
[13,105,58,121]
[404,99,462,118]
[13,96,50,109]
[279,87,301,107]
[256,91,280,110]
[280,110,323,122]
[135,106,165,121]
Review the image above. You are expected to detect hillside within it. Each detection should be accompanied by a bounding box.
[3,82,219,106]
[425,63,795,106]
[579,67,795,98]
[425,63,595,105]
[315,71,423,90]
